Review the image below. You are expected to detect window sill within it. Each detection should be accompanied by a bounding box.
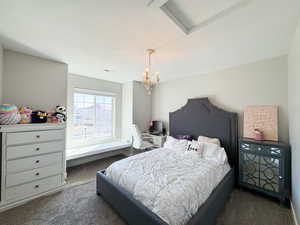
[66,141,131,161]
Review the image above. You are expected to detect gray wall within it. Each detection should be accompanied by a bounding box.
[3,50,68,110]
[122,81,133,142]
[121,81,152,143]
[132,81,152,133]
[152,56,289,143]
[0,43,3,104]
[288,20,300,223]
[67,74,123,145]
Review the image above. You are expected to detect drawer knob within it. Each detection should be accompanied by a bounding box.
[35,184,39,188]
[35,160,40,163]
[36,147,40,151]
[35,172,40,176]
[36,135,40,138]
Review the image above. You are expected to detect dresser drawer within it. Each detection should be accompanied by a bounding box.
[7,129,65,146]
[6,164,62,187]
[7,152,62,174]
[7,141,64,160]
[5,175,62,201]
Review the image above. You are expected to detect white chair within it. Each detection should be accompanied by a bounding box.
[131,124,156,150]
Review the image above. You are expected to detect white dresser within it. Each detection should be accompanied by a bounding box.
[0,123,66,211]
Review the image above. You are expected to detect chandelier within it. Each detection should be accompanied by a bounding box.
[142,49,160,94]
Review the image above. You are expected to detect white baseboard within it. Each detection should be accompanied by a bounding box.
[291,201,299,225]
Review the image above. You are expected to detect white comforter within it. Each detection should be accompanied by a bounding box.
[106,148,230,225]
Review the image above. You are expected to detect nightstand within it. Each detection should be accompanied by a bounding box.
[239,138,291,204]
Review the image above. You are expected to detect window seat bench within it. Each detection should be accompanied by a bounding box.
[66,141,131,167]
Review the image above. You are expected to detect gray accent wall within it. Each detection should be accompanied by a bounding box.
[152,56,289,143]
[288,20,300,223]
[3,50,68,110]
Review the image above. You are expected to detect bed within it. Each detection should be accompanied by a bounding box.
[96,98,238,225]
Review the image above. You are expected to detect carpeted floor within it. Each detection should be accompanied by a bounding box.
[66,154,126,185]
[0,155,294,225]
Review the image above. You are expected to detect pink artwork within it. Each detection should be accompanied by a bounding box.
[243,105,278,141]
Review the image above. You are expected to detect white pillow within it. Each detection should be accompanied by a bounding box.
[202,142,228,165]
[198,136,221,146]
[163,136,188,151]
[184,140,204,157]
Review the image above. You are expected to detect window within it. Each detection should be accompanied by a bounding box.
[71,89,116,147]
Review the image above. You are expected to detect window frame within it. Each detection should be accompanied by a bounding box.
[69,88,117,148]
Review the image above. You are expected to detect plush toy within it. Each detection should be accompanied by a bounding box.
[53,105,66,123]
[49,116,59,123]
[0,104,21,125]
[31,110,48,123]
[19,107,32,124]
[47,110,59,123]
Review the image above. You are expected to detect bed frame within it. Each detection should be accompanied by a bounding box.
[97,98,238,225]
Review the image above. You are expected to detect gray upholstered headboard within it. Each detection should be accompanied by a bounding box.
[169,98,238,174]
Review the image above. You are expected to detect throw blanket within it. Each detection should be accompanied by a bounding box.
[106,148,230,225]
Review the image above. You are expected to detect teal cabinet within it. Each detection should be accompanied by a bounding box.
[239,138,291,204]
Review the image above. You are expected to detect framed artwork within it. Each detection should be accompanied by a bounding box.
[243,105,278,141]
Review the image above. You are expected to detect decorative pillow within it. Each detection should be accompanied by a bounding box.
[185,140,204,157]
[163,136,189,151]
[198,136,221,146]
[202,142,228,165]
[175,135,192,141]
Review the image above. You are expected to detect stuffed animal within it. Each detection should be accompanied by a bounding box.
[31,110,48,123]
[49,116,59,123]
[19,107,32,124]
[47,110,59,123]
[53,105,66,123]
[0,104,21,125]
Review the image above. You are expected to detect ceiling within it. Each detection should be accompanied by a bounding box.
[0,0,300,83]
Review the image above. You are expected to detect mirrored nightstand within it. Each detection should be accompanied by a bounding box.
[239,138,291,204]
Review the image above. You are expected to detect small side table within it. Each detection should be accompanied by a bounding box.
[239,138,291,204]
